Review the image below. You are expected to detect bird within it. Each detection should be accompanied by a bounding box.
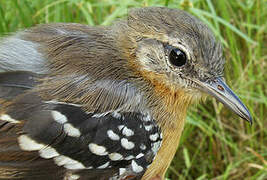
[0,7,252,180]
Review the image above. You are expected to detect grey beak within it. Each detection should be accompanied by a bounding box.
[197,78,252,124]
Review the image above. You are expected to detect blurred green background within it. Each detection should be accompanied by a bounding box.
[0,0,266,179]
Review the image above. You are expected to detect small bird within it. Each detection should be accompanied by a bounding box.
[0,7,252,180]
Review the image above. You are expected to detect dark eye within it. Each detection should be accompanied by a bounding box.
[169,48,187,67]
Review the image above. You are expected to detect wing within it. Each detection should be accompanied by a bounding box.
[0,72,162,180]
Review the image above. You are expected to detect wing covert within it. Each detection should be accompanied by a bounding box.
[1,100,162,179]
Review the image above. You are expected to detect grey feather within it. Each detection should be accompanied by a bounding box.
[0,34,48,74]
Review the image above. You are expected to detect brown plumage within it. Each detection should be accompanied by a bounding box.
[0,7,251,180]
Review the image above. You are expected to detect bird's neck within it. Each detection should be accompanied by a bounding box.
[138,71,194,179]
[145,89,191,179]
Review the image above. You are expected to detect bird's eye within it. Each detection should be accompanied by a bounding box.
[169,48,187,67]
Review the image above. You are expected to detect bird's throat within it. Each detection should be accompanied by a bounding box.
[144,90,190,179]
[140,71,193,179]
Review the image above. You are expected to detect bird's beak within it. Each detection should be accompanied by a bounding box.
[197,77,252,124]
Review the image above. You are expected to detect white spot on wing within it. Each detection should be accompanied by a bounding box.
[97,161,110,169]
[51,111,67,124]
[18,135,45,151]
[119,168,126,175]
[140,144,146,150]
[54,155,85,170]
[64,123,81,137]
[107,130,120,141]
[65,162,86,170]
[149,133,159,141]
[39,146,59,159]
[121,138,135,150]
[69,174,80,180]
[125,155,134,160]
[118,125,124,131]
[18,136,88,170]
[122,127,134,137]
[112,111,121,119]
[92,111,111,118]
[0,114,19,123]
[109,153,123,161]
[142,114,151,122]
[54,155,72,166]
[152,141,162,155]
[144,125,153,131]
[131,160,143,173]
[88,143,108,156]
[136,153,144,159]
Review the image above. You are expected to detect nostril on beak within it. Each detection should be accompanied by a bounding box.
[217,84,224,91]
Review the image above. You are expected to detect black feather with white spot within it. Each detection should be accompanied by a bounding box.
[11,100,162,179]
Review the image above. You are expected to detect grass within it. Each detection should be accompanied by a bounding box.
[0,0,266,179]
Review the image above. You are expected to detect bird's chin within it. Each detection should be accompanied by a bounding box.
[185,88,204,103]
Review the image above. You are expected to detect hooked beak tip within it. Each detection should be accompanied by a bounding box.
[247,115,253,126]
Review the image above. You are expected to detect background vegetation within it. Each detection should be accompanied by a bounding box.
[0,0,266,179]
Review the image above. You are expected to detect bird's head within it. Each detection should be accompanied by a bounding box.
[116,7,252,123]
